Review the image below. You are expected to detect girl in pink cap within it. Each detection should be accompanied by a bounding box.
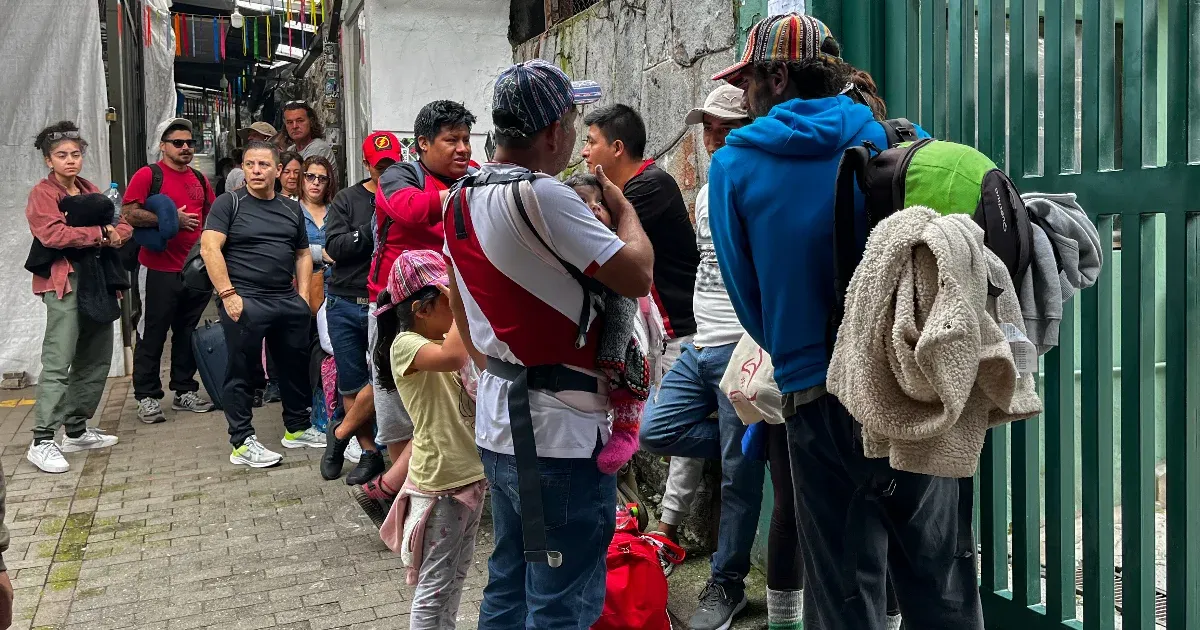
[359,249,485,629]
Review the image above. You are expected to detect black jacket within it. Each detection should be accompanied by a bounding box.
[324,181,376,300]
[25,193,129,322]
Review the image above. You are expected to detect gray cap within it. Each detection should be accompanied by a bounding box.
[159,117,193,140]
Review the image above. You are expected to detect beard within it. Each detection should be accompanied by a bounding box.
[746,81,776,120]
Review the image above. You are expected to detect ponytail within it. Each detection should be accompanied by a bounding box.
[373,290,401,393]
[848,69,888,120]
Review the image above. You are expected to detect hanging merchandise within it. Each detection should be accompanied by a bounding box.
[266,14,271,60]
[300,0,306,50]
[212,18,219,62]
[253,16,258,58]
[173,14,181,56]
[190,14,196,57]
[219,18,227,59]
[242,16,248,55]
[145,4,152,46]
[286,0,293,49]
[116,0,123,42]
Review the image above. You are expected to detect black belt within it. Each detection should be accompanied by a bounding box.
[486,357,599,568]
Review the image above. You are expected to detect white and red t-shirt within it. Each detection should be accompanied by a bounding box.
[444,163,625,459]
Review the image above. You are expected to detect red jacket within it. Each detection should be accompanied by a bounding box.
[369,161,456,300]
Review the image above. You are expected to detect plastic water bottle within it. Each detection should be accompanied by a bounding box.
[104,183,121,225]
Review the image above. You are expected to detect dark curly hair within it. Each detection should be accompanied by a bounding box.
[413,101,477,154]
[34,121,88,157]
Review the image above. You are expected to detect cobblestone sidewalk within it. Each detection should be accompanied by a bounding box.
[1,378,491,630]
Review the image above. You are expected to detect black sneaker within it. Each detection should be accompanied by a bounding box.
[252,389,265,408]
[264,380,281,403]
[320,415,349,481]
[346,449,385,486]
[349,484,390,529]
[688,581,747,630]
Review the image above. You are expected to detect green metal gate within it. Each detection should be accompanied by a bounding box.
[800,0,1200,627]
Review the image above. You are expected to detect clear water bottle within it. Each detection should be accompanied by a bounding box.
[104,183,121,225]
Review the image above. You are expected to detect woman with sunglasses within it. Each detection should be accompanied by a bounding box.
[24,121,131,474]
[279,151,304,200]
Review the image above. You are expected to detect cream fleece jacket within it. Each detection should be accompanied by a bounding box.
[827,207,1043,478]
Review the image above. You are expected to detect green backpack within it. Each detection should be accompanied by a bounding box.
[828,133,1034,354]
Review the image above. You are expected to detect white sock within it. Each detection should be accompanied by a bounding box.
[766,588,803,629]
[886,613,903,630]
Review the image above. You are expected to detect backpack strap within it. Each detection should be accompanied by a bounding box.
[506,179,599,350]
[828,146,873,359]
[189,167,210,211]
[880,118,918,148]
[148,164,164,196]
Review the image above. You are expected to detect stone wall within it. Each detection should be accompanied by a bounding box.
[514,0,740,222]
[515,0,744,551]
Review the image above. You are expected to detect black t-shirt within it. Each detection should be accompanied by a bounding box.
[205,190,308,298]
[624,163,699,338]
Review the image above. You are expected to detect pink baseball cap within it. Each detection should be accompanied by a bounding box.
[373,249,449,316]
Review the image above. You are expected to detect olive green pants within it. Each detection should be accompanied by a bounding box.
[32,286,113,442]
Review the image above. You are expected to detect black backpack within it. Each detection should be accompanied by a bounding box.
[116,163,210,271]
[828,123,1034,356]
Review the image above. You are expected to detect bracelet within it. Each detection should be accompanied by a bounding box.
[218,288,237,300]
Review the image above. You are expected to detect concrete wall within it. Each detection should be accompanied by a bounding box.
[362,0,512,161]
[513,0,740,220]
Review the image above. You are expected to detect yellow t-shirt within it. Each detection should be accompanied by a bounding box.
[391,331,485,492]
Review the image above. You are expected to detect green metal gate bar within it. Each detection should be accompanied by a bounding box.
[803,0,1200,627]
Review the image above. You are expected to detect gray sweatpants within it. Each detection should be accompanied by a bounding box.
[656,336,705,525]
[410,493,486,629]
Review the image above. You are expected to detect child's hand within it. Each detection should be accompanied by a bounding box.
[594,165,634,224]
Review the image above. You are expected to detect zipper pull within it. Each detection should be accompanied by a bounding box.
[862,140,883,155]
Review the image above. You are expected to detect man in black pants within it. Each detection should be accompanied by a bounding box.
[200,140,325,468]
[122,118,216,423]
[708,14,979,630]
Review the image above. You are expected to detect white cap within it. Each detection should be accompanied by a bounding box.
[685,84,749,125]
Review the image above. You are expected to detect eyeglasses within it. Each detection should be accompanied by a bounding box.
[47,131,81,141]
[165,139,196,148]
[304,173,330,184]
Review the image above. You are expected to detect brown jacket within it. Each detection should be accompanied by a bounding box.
[25,175,133,297]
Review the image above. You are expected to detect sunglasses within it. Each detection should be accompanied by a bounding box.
[165,139,196,148]
[304,173,330,184]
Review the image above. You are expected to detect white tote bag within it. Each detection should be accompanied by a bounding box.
[720,333,786,425]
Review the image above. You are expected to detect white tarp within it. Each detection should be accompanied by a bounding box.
[144,0,178,162]
[0,1,121,380]
[768,0,806,15]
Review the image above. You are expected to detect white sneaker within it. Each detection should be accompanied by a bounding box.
[230,435,282,468]
[281,426,327,449]
[60,427,119,453]
[27,440,69,473]
[137,397,165,424]
[345,438,362,463]
[886,614,903,630]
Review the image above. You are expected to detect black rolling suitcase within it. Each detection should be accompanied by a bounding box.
[192,319,228,410]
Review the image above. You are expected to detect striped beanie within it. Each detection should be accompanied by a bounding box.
[492,59,603,138]
[712,13,840,82]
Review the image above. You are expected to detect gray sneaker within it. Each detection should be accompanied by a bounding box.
[172,391,214,413]
[230,436,282,468]
[689,581,747,630]
[281,426,327,449]
[137,397,165,424]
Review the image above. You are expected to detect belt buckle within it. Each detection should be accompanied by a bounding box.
[356,297,369,306]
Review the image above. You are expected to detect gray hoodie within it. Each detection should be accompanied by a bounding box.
[1019,192,1103,353]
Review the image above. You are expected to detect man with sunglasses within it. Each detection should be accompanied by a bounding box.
[123,118,217,424]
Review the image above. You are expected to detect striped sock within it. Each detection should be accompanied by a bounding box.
[767,588,803,630]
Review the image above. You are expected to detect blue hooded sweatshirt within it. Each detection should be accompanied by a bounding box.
[708,95,927,394]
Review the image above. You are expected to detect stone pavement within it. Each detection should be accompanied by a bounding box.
[1,377,772,629]
[0,378,490,630]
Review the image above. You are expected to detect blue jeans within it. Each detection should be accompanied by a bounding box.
[478,447,616,630]
[639,342,765,598]
[325,294,370,395]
